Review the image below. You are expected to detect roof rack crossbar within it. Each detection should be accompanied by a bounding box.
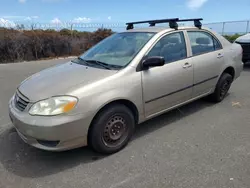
[125,18,203,30]
[178,18,203,29]
[126,18,179,30]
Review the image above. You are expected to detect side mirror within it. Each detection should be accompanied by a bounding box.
[142,56,165,69]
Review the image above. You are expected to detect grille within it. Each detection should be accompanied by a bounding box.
[236,42,250,53]
[14,90,30,111]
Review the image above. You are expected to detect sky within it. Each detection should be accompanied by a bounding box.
[0,0,250,24]
[0,0,250,34]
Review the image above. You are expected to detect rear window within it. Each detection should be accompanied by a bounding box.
[187,31,222,56]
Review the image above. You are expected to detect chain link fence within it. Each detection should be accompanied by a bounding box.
[1,20,250,34]
[0,20,249,63]
[203,20,250,35]
[0,21,125,32]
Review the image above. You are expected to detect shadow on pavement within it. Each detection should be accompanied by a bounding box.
[133,98,214,140]
[0,127,105,178]
[0,98,215,178]
[243,63,250,71]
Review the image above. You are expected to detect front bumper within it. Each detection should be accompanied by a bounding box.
[243,53,250,61]
[8,97,92,151]
[236,41,250,61]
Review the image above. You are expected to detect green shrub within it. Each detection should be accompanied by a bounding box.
[223,33,243,43]
[0,28,113,63]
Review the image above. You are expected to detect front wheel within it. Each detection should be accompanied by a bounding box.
[207,73,233,102]
[89,104,135,154]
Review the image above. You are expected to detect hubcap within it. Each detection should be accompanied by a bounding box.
[102,115,128,147]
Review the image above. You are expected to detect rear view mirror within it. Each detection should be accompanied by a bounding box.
[142,56,165,69]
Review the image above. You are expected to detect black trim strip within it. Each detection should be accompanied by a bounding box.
[193,75,218,86]
[145,75,219,104]
[145,85,193,104]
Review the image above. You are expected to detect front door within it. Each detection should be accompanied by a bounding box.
[141,31,194,118]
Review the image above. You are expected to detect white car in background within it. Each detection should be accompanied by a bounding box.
[235,33,250,64]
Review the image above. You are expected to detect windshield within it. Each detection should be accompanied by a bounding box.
[78,32,155,68]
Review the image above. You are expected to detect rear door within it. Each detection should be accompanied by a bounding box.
[186,30,224,97]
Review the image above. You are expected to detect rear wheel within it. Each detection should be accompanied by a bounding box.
[89,104,135,154]
[207,73,233,102]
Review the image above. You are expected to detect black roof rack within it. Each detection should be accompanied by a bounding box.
[178,18,203,29]
[126,18,203,30]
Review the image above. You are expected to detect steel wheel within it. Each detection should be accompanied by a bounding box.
[102,115,129,147]
[89,104,135,154]
[206,73,233,103]
[219,79,231,99]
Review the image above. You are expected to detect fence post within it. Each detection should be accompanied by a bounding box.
[70,24,73,37]
[70,23,73,55]
[246,21,250,34]
[222,22,225,35]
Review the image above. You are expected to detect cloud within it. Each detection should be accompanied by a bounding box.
[51,18,61,24]
[2,16,24,19]
[2,15,39,21]
[72,17,91,23]
[24,16,39,21]
[0,18,16,27]
[108,16,111,20]
[42,0,64,2]
[18,0,27,3]
[24,17,32,21]
[187,0,208,10]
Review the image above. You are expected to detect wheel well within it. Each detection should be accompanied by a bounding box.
[223,67,235,80]
[87,99,139,145]
[100,100,139,123]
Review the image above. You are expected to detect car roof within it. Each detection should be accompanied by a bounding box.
[123,26,210,33]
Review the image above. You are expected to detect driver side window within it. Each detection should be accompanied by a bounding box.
[147,32,187,64]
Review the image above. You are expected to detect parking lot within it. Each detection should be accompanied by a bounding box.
[1,59,250,188]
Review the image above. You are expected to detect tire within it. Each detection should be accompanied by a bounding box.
[89,104,135,154]
[207,73,233,102]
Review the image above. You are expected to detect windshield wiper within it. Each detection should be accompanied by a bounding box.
[73,58,123,70]
[84,60,112,70]
[71,57,90,66]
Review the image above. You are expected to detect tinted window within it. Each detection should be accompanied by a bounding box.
[187,31,222,56]
[213,37,222,50]
[147,32,187,63]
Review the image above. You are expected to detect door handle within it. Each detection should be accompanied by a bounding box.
[183,62,192,69]
[217,53,224,59]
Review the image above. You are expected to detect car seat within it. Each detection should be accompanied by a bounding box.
[160,37,186,62]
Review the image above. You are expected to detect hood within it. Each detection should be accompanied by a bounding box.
[235,33,250,43]
[18,61,118,101]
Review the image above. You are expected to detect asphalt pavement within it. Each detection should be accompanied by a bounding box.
[1,59,250,188]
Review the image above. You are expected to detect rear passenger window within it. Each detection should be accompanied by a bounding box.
[213,37,222,50]
[147,32,187,63]
[187,31,222,56]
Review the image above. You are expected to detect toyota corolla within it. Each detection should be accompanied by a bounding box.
[9,18,243,154]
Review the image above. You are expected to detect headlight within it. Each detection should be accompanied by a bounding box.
[29,96,78,116]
